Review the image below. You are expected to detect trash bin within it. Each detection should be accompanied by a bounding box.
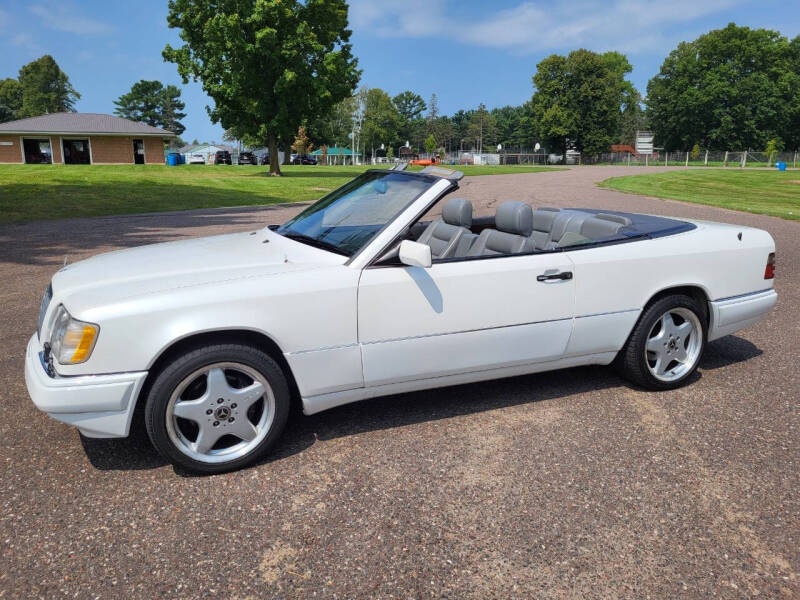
[167,152,179,166]
[179,154,185,164]
[776,161,786,172]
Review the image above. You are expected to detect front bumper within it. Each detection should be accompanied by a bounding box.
[24,334,148,438]
[708,289,777,342]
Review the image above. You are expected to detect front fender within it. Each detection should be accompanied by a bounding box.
[55,266,360,377]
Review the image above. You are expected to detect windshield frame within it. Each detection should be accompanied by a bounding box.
[276,169,444,258]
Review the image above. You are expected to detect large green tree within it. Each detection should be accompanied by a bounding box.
[530,49,632,160]
[788,36,800,151]
[0,78,22,123]
[361,88,401,161]
[163,0,360,175]
[16,55,80,117]
[392,91,426,122]
[450,109,472,150]
[618,89,647,145]
[392,90,426,149]
[429,116,455,153]
[308,95,358,151]
[491,104,535,151]
[466,103,497,154]
[113,80,187,135]
[647,23,800,150]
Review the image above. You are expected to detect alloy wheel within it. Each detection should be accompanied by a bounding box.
[644,307,703,382]
[165,362,275,463]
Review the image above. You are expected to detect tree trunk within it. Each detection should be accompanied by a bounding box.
[268,132,281,176]
[282,136,292,165]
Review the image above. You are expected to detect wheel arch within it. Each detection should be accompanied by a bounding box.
[612,283,710,389]
[642,284,710,324]
[614,284,711,361]
[131,328,300,434]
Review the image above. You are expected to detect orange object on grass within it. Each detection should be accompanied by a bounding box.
[409,157,440,166]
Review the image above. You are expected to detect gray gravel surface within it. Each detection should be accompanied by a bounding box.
[1,166,797,598]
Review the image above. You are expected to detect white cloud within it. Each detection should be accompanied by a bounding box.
[30,3,114,35]
[349,0,449,37]
[349,0,747,54]
[11,32,40,53]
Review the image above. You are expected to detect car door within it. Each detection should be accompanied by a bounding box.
[357,253,576,387]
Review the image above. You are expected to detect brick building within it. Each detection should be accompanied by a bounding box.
[0,113,174,165]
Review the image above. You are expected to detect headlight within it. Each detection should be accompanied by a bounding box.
[49,305,99,364]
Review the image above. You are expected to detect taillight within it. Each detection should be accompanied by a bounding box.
[764,252,775,279]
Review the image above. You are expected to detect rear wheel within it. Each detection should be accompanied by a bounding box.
[145,343,289,474]
[615,294,706,390]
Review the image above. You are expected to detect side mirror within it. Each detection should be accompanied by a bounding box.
[399,240,432,268]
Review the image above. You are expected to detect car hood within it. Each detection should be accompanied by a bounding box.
[51,228,345,314]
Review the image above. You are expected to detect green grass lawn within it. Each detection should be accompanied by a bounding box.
[599,169,800,221]
[0,163,555,224]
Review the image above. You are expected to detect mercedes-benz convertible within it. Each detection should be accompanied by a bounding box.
[25,166,778,473]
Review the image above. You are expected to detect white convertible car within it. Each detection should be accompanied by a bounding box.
[25,166,777,473]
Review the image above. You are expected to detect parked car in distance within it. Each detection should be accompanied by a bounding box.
[237,151,257,165]
[187,153,205,165]
[259,154,270,166]
[214,150,232,165]
[290,154,317,165]
[25,166,778,474]
[548,151,580,165]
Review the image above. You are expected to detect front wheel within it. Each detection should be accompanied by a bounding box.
[614,294,706,390]
[144,343,290,474]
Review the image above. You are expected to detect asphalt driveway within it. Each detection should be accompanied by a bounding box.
[1,166,797,598]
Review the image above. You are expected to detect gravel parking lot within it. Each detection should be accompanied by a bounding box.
[1,166,797,598]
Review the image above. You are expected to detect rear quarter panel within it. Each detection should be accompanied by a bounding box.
[567,222,775,317]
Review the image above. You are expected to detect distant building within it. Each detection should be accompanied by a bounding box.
[311,145,361,165]
[0,113,174,164]
[610,144,638,155]
[178,143,235,164]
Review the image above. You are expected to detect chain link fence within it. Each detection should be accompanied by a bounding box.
[579,149,799,168]
[423,149,800,168]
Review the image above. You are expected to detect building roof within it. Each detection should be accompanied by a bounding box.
[0,113,174,136]
[311,146,360,156]
[179,143,234,153]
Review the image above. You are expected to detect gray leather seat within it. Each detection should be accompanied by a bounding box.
[556,213,632,247]
[416,197,473,259]
[529,207,561,249]
[467,201,533,256]
[545,210,591,249]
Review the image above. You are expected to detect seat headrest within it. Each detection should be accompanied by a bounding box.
[442,197,472,228]
[580,217,624,239]
[532,208,559,232]
[495,201,533,236]
[595,213,632,227]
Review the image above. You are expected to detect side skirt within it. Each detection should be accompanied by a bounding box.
[301,351,617,415]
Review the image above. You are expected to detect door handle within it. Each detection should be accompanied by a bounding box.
[537,271,573,282]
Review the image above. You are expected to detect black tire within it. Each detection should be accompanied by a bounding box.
[144,343,290,474]
[614,294,707,390]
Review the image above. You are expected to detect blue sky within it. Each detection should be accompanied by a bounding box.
[1,0,798,143]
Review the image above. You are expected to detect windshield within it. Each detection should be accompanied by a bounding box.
[276,171,435,256]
